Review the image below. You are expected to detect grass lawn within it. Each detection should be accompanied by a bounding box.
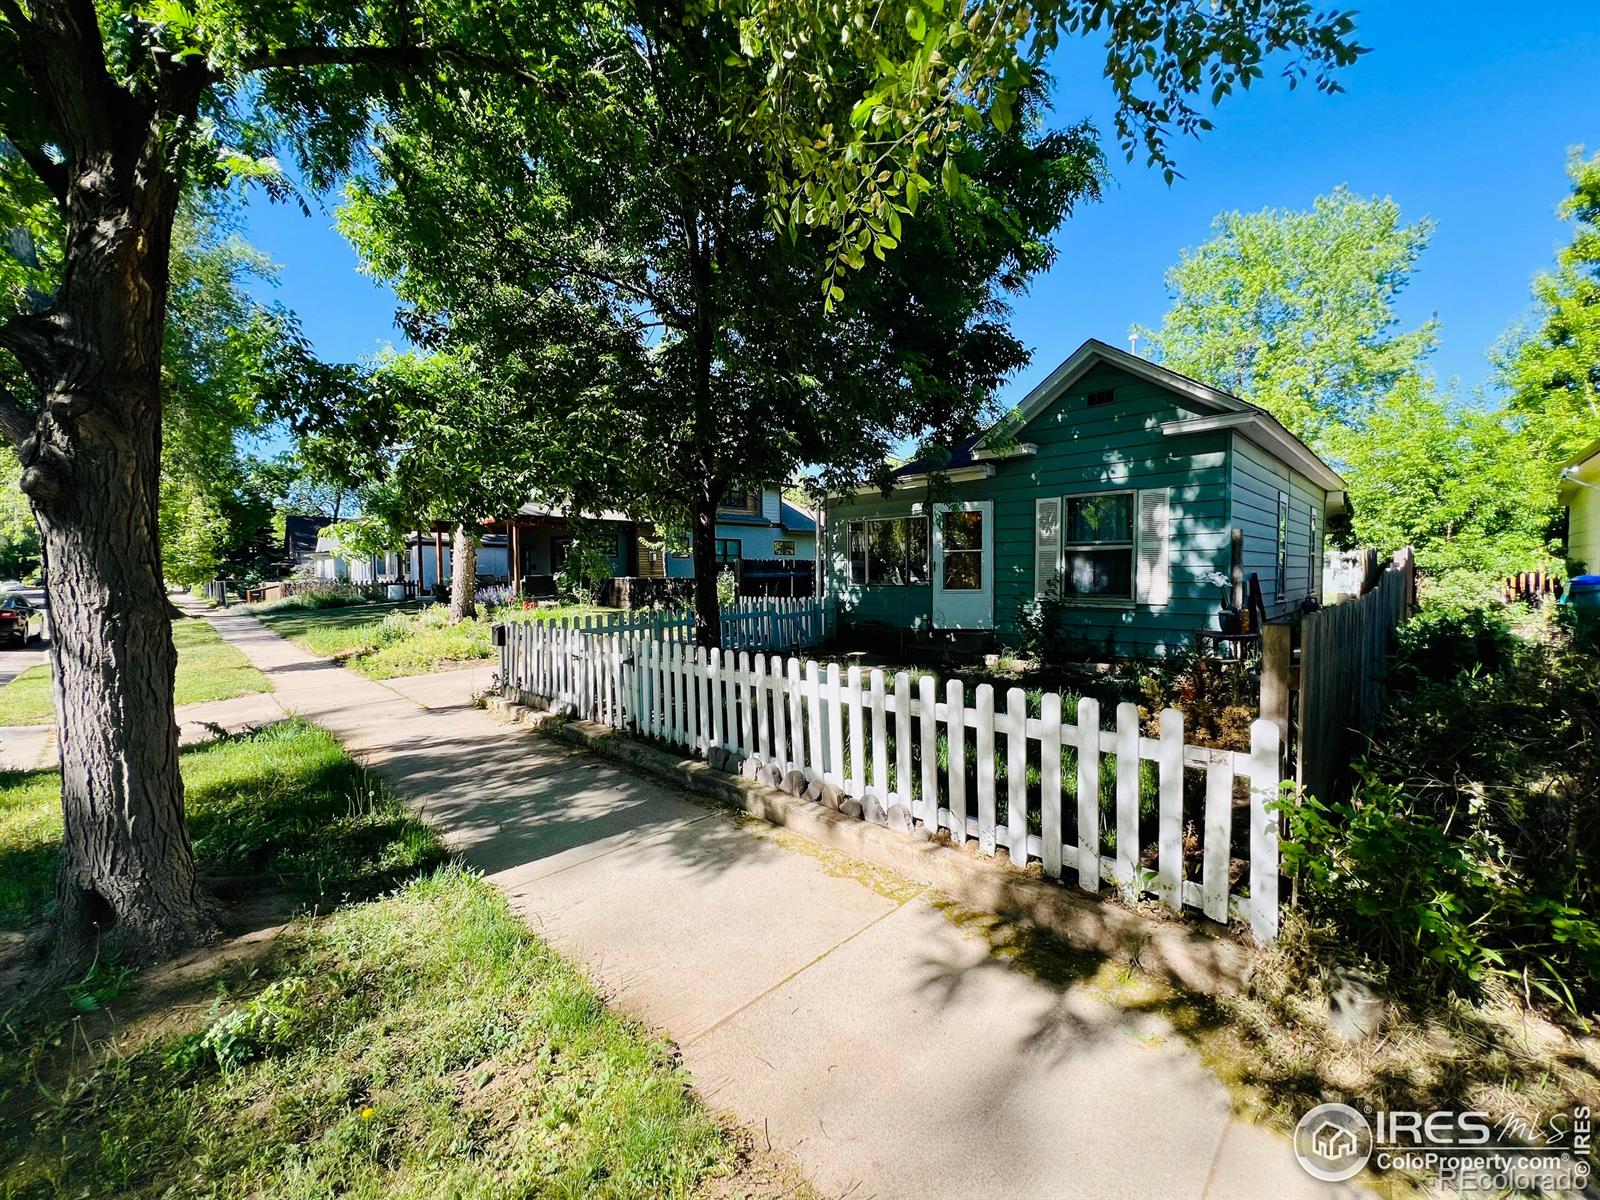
[254,600,617,680]
[0,617,269,726]
[0,719,441,931]
[0,720,751,1197]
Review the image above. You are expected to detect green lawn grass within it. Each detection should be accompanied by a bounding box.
[255,601,617,680]
[0,721,741,1196]
[0,618,269,726]
[0,719,441,931]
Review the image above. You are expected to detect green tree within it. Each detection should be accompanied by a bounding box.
[1323,378,1554,575]
[1137,187,1438,445]
[353,351,563,620]
[340,51,1107,644]
[161,203,299,584]
[0,0,1360,963]
[158,475,228,586]
[1500,149,1600,470]
[0,444,38,577]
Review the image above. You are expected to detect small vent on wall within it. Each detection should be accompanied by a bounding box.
[1086,389,1115,407]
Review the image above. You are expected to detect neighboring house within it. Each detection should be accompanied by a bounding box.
[501,503,639,583]
[309,491,815,593]
[660,487,817,577]
[308,531,402,584]
[405,532,510,591]
[822,338,1347,657]
[284,514,333,568]
[308,528,509,589]
[1560,438,1600,575]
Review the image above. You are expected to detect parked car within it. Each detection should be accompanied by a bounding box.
[0,595,42,646]
[0,580,22,594]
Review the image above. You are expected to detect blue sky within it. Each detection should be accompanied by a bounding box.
[240,2,1600,408]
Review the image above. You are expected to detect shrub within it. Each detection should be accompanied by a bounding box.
[1278,595,1600,1012]
[555,541,612,605]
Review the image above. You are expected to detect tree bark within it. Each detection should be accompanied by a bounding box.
[690,490,723,649]
[0,2,215,965]
[22,164,210,964]
[449,524,478,620]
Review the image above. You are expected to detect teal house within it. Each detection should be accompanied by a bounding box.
[821,339,1347,657]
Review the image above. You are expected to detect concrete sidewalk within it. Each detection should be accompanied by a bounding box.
[196,605,1362,1200]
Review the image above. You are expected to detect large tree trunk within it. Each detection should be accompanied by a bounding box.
[449,524,478,621]
[21,174,209,965]
[0,6,215,965]
[690,491,722,649]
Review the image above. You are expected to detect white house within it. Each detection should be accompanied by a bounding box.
[1561,437,1600,575]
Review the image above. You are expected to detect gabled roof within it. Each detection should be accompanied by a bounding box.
[779,500,817,534]
[1563,436,1600,471]
[980,338,1346,496]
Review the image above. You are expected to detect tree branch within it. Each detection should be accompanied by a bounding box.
[237,42,549,89]
[0,311,60,385]
[0,382,38,451]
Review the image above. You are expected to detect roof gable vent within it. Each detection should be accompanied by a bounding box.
[1086,388,1116,407]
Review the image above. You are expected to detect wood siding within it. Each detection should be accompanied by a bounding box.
[1568,455,1600,575]
[827,362,1235,655]
[824,360,1335,657]
[1226,436,1326,618]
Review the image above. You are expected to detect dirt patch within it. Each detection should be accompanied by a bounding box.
[698,1122,820,1200]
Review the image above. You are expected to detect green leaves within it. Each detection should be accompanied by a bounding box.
[1499,149,1600,471]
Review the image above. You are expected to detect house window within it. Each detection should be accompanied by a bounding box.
[1276,492,1289,600]
[715,538,742,565]
[845,518,927,586]
[1086,388,1116,407]
[1061,492,1134,599]
[772,539,797,557]
[719,491,761,516]
[1308,507,1320,599]
[940,509,985,591]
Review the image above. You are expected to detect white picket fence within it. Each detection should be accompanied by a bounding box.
[502,596,821,651]
[496,624,1283,940]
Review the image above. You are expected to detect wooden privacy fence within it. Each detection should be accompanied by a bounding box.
[1501,570,1564,605]
[496,623,1285,940]
[1295,547,1416,804]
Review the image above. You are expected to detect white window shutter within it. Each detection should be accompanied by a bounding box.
[1034,497,1062,598]
[1136,488,1171,606]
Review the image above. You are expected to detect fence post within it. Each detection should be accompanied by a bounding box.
[1260,622,1292,759]
[1248,718,1281,941]
[946,679,967,842]
[805,661,824,781]
[1075,697,1101,893]
[918,674,938,829]
[846,665,865,798]
[893,671,912,810]
[1115,702,1140,887]
[1005,687,1027,867]
[869,669,889,805]
[1039,692,1063,879]
[975,684,996,856]
[1157,708,1183,911]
